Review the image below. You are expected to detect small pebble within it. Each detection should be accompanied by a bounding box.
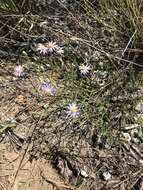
[135,101,143,112]
[80,170,88,178]
[139,159,143,165]
[102,171,111,181]
[122,132,131,143]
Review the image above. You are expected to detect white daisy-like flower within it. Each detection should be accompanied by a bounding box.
[14,65,24,77]
[36,43,49,55]
[36,41,63,55]
[39,82,56,96]
[45,41,58,53]
[79,64,91,75]
[66,102,80,118]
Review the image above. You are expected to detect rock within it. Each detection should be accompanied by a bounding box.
[121,132,131,143]
[80,170,88,178]
[135,101,143,112]
[102,171,111,181]
[139,159,143,165]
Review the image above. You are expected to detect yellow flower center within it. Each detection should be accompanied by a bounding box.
[71,106,78,113]
[80,64,89,71]
[46,42,54,48]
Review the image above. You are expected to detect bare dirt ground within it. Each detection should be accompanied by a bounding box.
[0,61,69,190]
[0,143,69,190]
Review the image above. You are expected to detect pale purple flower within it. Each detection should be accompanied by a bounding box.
[45,41,58,53]
[14,65,24,77]
[36,43,49,55]
[39,82,56,96]
[79,64,91,75]
[36,41,59,54]
[66,102,80,118]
